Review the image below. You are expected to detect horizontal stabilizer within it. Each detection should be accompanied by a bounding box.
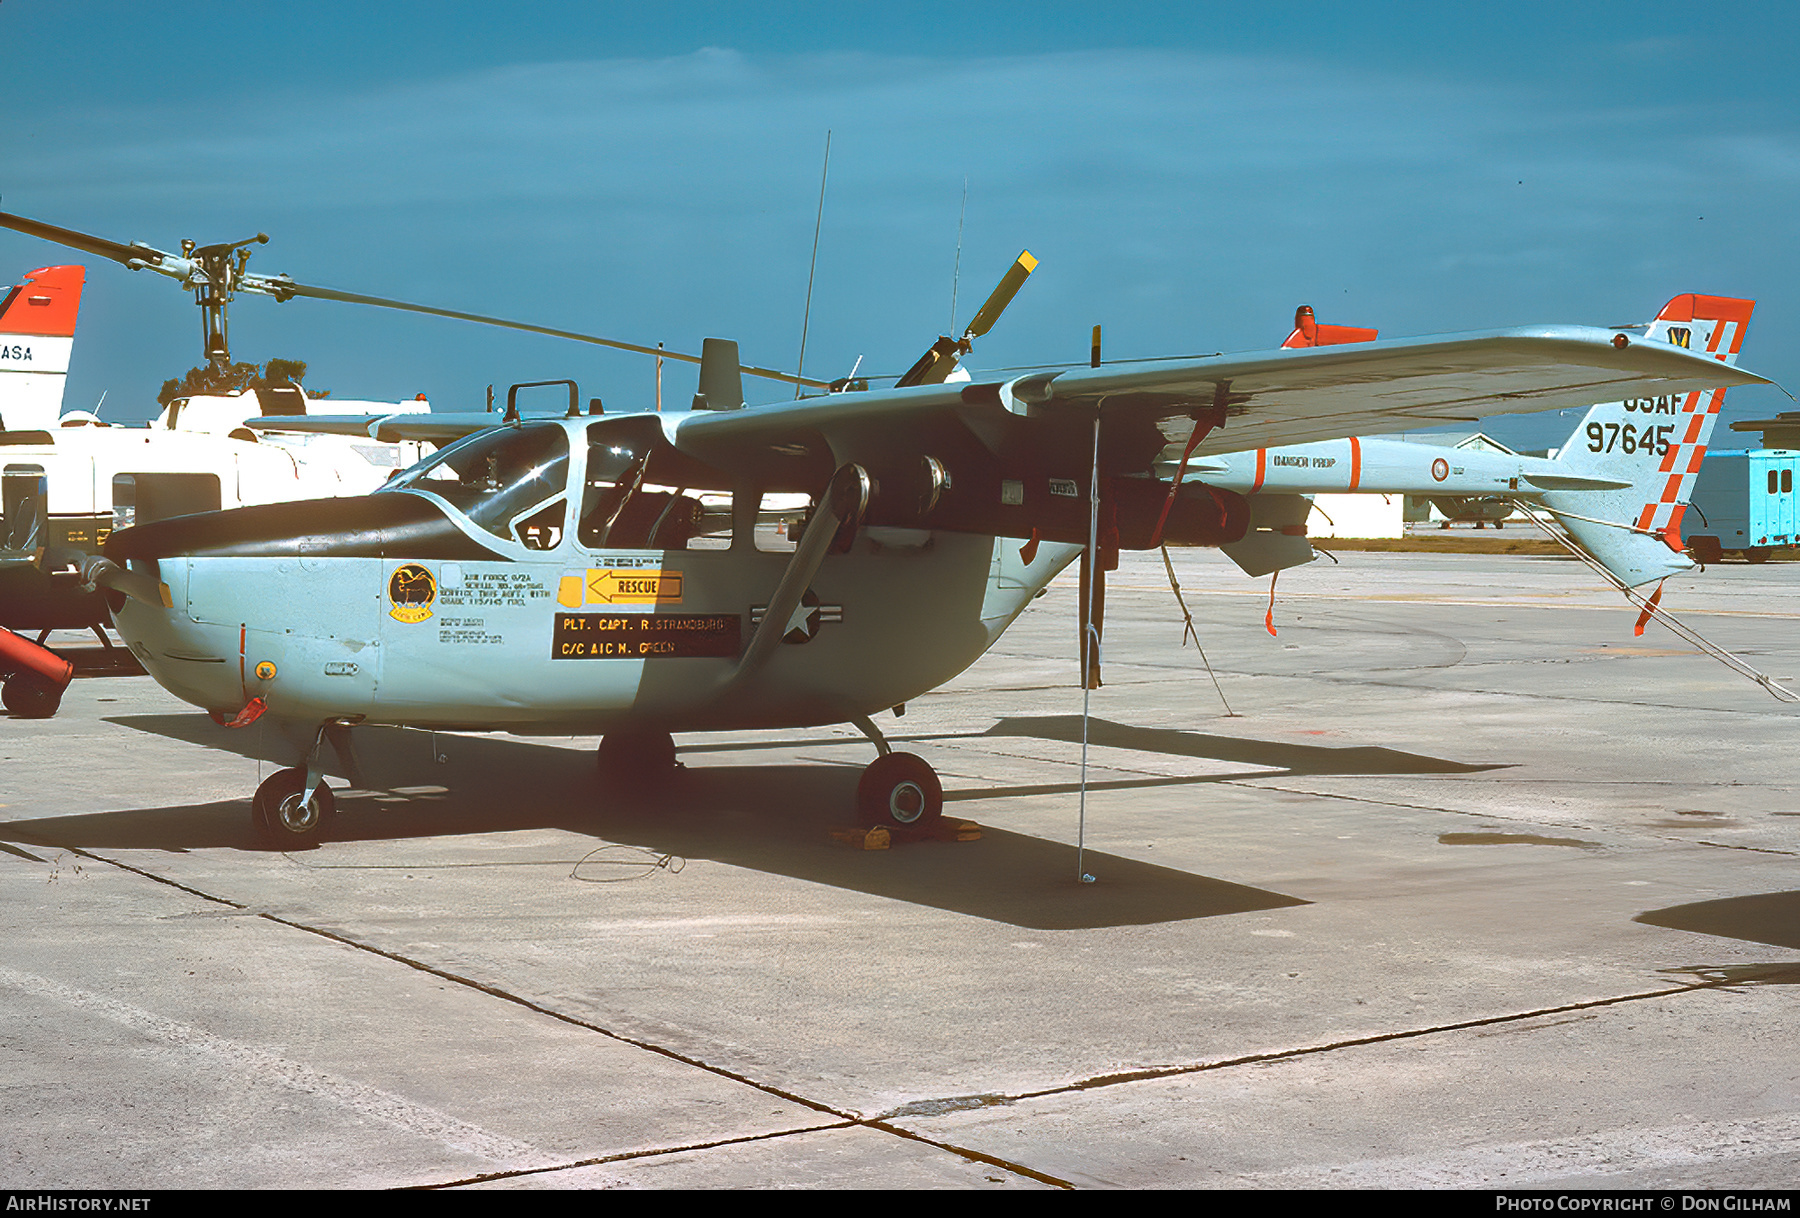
[1520,473,1632,491]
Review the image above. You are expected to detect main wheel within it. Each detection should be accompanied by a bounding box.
[597,728,678,789]
[1744,546,1772,564]
[2,672,62,719]
[253,767,335,850]
[856,752,943,829]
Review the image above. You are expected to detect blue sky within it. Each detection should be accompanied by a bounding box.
[3,1,1796,447]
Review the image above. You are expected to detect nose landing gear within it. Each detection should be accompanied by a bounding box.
[252,766,336,849]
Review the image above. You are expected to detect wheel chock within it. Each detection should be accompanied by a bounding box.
[830,826,891,850]
[828,818,982,849]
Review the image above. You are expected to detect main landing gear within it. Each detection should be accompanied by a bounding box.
[856,751,943,829]
[597,726,679,789]
[252,766,336,850]
[849,712,943,831]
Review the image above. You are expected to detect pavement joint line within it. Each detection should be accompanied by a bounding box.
[1242,669,1800,716]
[35,840,1077,1192]
[1226,779,1800,856]
[889,979,1740,1115]
[974,655,1800,715]
[415,1120,859,1188]
[1117,587,1800,620]
[1692,839,1800,857]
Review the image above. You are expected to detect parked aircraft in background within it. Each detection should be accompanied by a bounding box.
[1192,296,1753,588]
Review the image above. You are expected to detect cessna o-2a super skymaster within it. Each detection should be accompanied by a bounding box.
[52,242,1766,846]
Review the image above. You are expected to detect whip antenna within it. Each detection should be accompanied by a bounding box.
[795,130,831,398]
[950,177,967,333]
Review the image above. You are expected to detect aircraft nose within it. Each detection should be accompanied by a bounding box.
[104,493,505,562]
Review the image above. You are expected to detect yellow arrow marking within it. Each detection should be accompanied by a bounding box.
[585,569,683,605]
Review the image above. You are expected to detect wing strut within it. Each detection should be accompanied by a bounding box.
[723,463,868,692]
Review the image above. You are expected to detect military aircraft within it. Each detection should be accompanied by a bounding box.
[58,290,1761,847]
[1204,296,1754,588]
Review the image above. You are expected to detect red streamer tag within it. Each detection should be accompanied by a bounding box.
[1634,580,1665,638]
[1265,571,1279,637]
[224,697,267,728]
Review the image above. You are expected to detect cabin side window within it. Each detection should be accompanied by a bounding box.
[578,434,732,551]
[754,491,812,552]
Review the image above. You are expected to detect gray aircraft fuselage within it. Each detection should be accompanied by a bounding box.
[107,417,1082,746]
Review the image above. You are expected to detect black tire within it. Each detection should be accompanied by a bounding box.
[1688,536,1724,565]
[1744,547,1772,564]
[253,766,335,850]
[2,672,63,719]
[597,728,678,788]
[856,752,943,829]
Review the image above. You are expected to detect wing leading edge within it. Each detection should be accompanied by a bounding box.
[672,325,1769,481]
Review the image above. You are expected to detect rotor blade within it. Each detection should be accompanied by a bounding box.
[0,209,830,390]
[260,277,831,389]
[962,250,1037,340]
[0,210,173,270]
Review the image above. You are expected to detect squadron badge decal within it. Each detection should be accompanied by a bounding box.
[388,563,437,623]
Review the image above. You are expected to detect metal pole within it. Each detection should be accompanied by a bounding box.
[1077,413,1099,886]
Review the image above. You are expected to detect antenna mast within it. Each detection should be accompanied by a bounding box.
[795,130,832,398]
[950,178,967,333]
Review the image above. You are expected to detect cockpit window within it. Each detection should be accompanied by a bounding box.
[379,423,570,542]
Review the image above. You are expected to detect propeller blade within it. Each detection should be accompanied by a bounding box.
[962,249,1036,340]
[892,251,1039,388]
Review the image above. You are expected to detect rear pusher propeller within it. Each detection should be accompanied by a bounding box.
[0,210,830,389]
[894,250,1037,388]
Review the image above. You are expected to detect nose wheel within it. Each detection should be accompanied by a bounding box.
[856,752,943,830]
[253,766,336,849]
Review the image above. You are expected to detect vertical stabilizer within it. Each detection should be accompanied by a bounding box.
[0,265,84,431]
[1543,295,1754,586]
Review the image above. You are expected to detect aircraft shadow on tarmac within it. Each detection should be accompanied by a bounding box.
[1,711,1504,929]
[1636,891,1800,952]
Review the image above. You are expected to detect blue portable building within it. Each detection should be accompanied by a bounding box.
[1684,449,1800,562]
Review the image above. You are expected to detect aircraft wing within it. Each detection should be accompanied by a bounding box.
[252,326,1770,486]
[672,326,1771,482]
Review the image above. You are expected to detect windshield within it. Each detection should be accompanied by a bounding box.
[380,423,570,541]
